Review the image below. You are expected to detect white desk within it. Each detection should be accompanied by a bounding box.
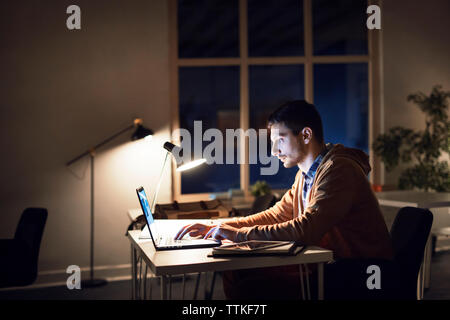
[376,191,450,209]
[376,191,450,299]
[127,220,333,300]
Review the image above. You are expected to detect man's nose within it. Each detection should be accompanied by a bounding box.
[271,142,280,157]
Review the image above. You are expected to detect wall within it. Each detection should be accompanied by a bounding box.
[381,0,450,238]
[381,0,450,186]
[0,0,171,281]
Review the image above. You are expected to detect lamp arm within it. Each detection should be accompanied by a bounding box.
[66,124,134,166]
[151,151,170,213]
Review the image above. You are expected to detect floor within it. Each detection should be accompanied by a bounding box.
[0,250,449,300]
[0,272,226,300]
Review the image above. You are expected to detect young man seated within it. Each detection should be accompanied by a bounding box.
[175,100,393,299]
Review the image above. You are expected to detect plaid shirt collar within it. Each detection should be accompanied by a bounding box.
[301,144,332,209]
[302,145,331,182]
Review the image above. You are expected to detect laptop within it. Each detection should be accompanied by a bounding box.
[136,186,221,250]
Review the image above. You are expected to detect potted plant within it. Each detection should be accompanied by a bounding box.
[250,180,272,197]
[372,85,450,192]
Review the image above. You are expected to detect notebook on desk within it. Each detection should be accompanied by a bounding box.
[208,240,304,257]
[136,186,221,251]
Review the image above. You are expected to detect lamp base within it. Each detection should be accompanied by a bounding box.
[81,278,108,288]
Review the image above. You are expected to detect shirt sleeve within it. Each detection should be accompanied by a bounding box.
[234,158,358,244]
[223,171,301,229]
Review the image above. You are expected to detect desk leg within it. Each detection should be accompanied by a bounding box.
[182,274,186,300]
[169,276,172,300]
[193,273,201,300]
[304,264,311,300]
[143,265,148,300]
[318,263,324,300]
[161,275,169,300]
[298,265,305,300]
[137,257,143,300]
[131,244,137,300]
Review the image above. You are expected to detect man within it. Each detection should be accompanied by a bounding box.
[175,100,393,299]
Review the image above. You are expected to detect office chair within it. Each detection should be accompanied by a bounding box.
[389,206,433,299]
[324,206,433,300]
[0,208,48,288]
[251,194,277,214]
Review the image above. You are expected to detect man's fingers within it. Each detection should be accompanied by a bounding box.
[203,227,216,239]
[204,224,236,241]
[174,224,193,240]
[204,226,226,240]
[175,223,216,240]
[174,227,185,240]
[189,230,202,237]
[174,225,188,240]
[175,223,208,240]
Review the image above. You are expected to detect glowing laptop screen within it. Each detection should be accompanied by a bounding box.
[137,187,159,240]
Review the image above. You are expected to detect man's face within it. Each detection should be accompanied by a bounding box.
[270,122,306,168]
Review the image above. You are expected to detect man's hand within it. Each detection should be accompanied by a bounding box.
[203,224,240,242]
[174,223,215,240]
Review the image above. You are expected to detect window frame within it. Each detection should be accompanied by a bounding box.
[169,0,383,201]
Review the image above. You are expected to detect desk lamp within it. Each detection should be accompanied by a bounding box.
[150,142,207,212]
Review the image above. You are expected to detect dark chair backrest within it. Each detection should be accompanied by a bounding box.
[251,194,277,214]
[14,208,48,272]
[390,207,433,285]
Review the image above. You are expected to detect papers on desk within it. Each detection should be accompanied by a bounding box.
[209,240,304,257]
[139,225,151,239]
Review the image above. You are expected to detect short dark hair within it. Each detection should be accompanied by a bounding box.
[267,100,324,143]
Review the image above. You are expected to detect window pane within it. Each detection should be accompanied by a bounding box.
[178,0,239,58]
[249,65,305,189]
[313,0,368,55]
[248,0,304,57]
[179,66,240,193]
[313,63,368,152]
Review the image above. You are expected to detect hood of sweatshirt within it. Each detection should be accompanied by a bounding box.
[323,143,371,175]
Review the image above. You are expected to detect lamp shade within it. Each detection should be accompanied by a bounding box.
[163,142,206,172]
[131,124,153,141]
[176,158,207,172]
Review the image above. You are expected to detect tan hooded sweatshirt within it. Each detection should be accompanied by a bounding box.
[225,144,394,260]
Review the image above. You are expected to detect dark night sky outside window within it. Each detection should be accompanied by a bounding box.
[179,66,240,194]
[178,0,239,58]
[249,65,305,189]
[313,0,368,55]
[248,0,304,57]
[314,63,368,152]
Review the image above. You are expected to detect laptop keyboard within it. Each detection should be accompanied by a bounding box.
[157,237,183,247]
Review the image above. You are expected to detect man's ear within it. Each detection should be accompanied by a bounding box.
[301,127,313,144]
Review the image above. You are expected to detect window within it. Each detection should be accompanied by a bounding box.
[171,0,377,199]
[313,0,368,55]
[314,63,368,152]
[248,0,304,57]
[178,0,239,58]
[249,65,305,189]
[178,66,241,193]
